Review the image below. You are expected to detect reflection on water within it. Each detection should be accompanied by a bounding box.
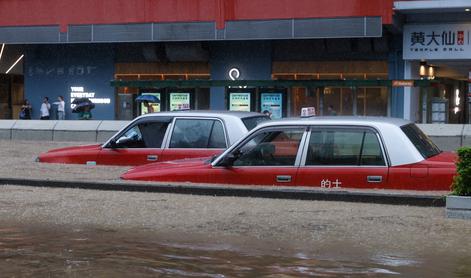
[0,223,467,277]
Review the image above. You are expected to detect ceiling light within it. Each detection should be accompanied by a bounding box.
[0,44,4,63]
[5,54,24,74]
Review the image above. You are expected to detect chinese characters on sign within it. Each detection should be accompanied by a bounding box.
[170,92,190,111]
[404,24,471,60]
[29,65,97,77]
[260,93,282,119]
[320,179,342,189]
[229,92,251,112]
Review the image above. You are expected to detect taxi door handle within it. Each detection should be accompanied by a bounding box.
[367,176,382,183]
[277,175,292,183]
[147,155,158,161]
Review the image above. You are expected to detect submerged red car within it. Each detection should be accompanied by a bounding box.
[37,111,269,166]
[122,117,457,191]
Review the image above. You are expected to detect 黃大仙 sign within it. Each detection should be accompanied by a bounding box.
[404,23,471,60]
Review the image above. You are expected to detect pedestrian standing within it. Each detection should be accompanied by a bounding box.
[40,97,51,120]
[54,96,65,120]
[19,99,32,120]
[327,105,337,116]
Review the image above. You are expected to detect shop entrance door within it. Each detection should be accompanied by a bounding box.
[323,87,355,116]
[322,87,388,116]
[116,93,134,120]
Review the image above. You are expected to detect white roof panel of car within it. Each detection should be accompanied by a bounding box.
[227,116,426,167]
[137,110,264,120]
[104,110,267,148]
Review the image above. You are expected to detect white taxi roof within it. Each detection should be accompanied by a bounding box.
[225,116,426,167]
[105,110,267,147]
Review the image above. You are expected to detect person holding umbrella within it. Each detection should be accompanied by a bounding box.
[136,94,160,114]
[143,101,154,114]
[72,97,95,120]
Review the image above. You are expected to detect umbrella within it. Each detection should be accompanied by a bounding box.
[136,94,160,103]
[72,101,95,113]
[72,97,93,105]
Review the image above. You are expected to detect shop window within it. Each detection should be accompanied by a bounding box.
[365,88,388,116]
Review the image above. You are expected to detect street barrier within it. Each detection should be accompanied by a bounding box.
[0,120,129,143]
[0,120,470,150]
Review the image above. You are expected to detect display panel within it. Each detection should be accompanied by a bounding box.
[229,92,251,112]
[170,92,190,111]
[261,93,283,119]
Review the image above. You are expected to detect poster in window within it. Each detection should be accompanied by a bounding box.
[140,92,161,115]
[170,92,190,111]
[229,93,251,112]
[261,93,282,119]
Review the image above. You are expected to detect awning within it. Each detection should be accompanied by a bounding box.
[110,79,436,88]
[394,1,471,13]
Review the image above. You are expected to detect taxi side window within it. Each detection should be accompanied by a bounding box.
[169,119,227,149]
[306,128,385,166]
[233,128,304,166]
[115,121,168,148]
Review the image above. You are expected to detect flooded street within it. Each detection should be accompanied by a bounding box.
[2,221,470,277]
[0,185,470,277]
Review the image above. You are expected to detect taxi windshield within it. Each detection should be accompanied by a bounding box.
[401,124,441,159]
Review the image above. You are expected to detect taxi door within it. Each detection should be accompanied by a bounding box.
[97,117,172,166]
[209,126,307,186]
[295,127,389,189]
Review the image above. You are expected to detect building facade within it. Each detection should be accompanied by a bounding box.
[3,0,462,122]
[395,0,471,124]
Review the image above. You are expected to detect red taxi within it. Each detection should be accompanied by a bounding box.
[37,111,269,166]
[121,117,457,191]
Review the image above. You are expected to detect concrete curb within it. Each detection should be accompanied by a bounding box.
[0,177,446,207]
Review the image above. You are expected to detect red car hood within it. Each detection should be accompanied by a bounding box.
[43,144,102,153]
[121,156,211,181]
[38,144,102,164]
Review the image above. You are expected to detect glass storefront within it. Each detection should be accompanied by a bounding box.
[114,62,210,119]
[272,61,389,117]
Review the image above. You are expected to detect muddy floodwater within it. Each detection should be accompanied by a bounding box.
[0,222,469,277]
[1,186,471,277]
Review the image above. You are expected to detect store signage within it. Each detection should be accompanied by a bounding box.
[70,86,110,108]
[228,67,247,88]
[140,92,161,114]
[228,68,240,80]
[392,80,414,87]
[261,93,283,119]
[403,24,471,60]
[229,92,251,112]
[170,92,190,111]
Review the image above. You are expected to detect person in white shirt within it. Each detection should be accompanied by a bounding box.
[54,96,65,120]
[40,97,51,120]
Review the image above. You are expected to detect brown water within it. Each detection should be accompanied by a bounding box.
[0,223,470,277]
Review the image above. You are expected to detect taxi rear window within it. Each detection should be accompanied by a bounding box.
[401,124,441,159]
[242,116,270,131]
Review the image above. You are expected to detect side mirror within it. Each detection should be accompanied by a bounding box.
[109,139,118,149]
[218,150,241,167]
[110,137,134,148]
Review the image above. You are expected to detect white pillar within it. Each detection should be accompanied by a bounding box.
[403,60,420,122]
